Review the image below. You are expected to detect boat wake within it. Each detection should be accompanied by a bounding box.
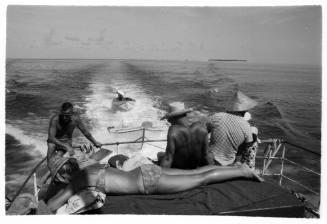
[252,101,284,120]
[82,63,168,157]
[6,123,47,156]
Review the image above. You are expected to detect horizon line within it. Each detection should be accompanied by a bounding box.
[5,57,322,66]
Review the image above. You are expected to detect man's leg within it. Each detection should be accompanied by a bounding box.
[156,152,165,165]
[157,165,263,194]
[161,165,231,176]
[47,143,57,161]
[47,142,66,160]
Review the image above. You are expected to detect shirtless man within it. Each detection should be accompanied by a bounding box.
[159,102,210,169]
[47,102,102,161]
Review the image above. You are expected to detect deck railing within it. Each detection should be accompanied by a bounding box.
[256,139,320,217]
[257,139,320,195]
[6,129,320,216]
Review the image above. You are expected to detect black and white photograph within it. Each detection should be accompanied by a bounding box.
[2,0,324,219]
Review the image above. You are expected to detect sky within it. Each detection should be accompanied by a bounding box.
[6,5,322,64]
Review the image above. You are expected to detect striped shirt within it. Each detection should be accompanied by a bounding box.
[208,112,253,166]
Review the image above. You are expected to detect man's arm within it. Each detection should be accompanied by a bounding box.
[160,127,176,168]
[124,97,135,102]
[201,131,211,166]
[76,117,102,148]
[47,184,74,213]
[47,116,74,157]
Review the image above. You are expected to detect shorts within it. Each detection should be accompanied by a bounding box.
[240,143,258,169]
[140,164,162,195]
[47,138,72,156]
[96,167,106,193]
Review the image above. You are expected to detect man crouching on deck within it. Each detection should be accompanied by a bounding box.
[47,102,102,162]
[159,102,210,169]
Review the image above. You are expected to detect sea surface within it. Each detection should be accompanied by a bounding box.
[5,59,321,200]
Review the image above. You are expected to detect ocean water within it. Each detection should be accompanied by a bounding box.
[5,59,321,199]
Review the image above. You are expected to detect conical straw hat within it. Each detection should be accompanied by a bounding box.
[226,91,258,112]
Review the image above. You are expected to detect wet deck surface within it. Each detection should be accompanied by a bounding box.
[92,179,305,217]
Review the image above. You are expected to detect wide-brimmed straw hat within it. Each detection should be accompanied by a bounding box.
[160,102,192,120]
[48,155,78,178]
[226,91,258,112]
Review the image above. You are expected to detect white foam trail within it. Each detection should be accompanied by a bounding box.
[83,71,168,158]
[6,123,47,156]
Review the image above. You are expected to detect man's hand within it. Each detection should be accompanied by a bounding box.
[66,146,75,156]
[93,141,102,148]
[233,161,243,168]
[251,126,258,135]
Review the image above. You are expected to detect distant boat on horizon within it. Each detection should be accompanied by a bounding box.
[208,59,247,62]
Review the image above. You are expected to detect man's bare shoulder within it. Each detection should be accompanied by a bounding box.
[50,114,59,123]
[168,124,188,137]
[171,124,192,131]
[191,121,207,132]
[71,114,82,123]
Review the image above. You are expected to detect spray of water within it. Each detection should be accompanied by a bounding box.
[83,72,168,159]
[6,123,47,156]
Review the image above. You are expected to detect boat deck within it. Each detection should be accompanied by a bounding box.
[90,178,305,217]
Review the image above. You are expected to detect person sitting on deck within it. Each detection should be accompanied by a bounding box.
[159,102,211,169]
[206,91,259,169]
[116,90,135,102]
[47,102,102,168]
[46,156,263,213]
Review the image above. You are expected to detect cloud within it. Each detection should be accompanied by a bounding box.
[84,29,114,49]
[65,36,80,41]
[88,28,107,43]
[49,41,62,46]
[44,28,62,46]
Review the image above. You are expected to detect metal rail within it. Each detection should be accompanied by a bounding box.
[7,133,320,216]
[7,157,47,205]
[281,175,319,196]
[6,129,167,208]
[258,139,320,216]
[283,141,321,156]
[283,158,320,176]
[102,139,167,146]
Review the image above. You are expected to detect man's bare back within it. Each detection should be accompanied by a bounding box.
[162,122,209,169]
[159,102,210,169]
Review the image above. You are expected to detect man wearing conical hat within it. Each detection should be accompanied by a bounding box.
[159,102,210,169]
[206,91,259,169]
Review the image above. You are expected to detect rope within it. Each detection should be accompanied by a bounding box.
[8,157,47,208]
[282,141,321,157]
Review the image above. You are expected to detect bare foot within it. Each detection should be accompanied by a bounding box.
[241,164,264,182]
[233,161,243,168]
